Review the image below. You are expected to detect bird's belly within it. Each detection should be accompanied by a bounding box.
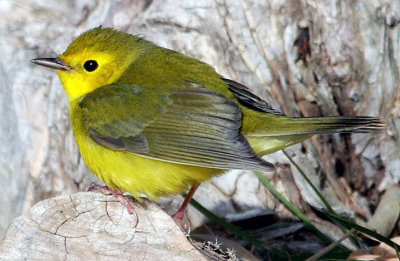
[76,134,223,200]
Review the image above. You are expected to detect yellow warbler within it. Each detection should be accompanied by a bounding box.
[32,27,383,227]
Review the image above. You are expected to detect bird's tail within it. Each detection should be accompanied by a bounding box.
[260,116,385,136]
[285,116,384,134]
[246,116,384,156]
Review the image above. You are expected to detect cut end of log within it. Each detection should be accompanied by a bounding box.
[0,192,208,260]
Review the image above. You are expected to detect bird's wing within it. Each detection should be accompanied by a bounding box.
[222,78,283,115]
[79,83,274,171]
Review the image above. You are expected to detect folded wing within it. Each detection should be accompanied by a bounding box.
[79,83,274,171]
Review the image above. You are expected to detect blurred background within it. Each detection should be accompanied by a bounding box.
[0,0,399,257]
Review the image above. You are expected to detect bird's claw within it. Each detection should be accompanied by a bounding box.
[87,182,137,218]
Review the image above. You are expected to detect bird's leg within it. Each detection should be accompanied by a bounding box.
[87,182,136,215]
[172,183,200,231]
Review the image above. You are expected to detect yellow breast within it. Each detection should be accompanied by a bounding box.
[70,100,222,200]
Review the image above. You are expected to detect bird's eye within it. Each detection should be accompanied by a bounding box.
[83,60,98,72]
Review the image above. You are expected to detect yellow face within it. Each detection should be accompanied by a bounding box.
[57,49,132,102]
[32,28,148,102]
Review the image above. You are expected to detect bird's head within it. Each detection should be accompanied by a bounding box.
[32,27,146,102]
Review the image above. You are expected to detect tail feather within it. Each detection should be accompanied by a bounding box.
[268,116,385,136]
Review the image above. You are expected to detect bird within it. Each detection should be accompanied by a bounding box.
[32,27,384,229]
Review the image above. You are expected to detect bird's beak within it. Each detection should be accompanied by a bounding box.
[31,57,72,71]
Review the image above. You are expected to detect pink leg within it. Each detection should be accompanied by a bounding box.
[88,182,136,215]
[172,183,200,231]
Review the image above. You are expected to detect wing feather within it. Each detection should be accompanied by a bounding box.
[222,78,283,115]
[79,83,274,171]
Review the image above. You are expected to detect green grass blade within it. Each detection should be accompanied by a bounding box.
[189,198,265,247]
[253,171,335,245]
[282,150,368,250]
[282,150,335,214]
[324,211,400,255]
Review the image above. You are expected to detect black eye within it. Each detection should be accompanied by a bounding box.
[83,60,98,72]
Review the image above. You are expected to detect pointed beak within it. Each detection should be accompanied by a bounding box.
[31,57,72,71]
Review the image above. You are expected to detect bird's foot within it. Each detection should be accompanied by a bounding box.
[87,182,136,215]
[172,210,190,233]
[87,182,113,195]
[170,183,200,233]
[115,193,136,215]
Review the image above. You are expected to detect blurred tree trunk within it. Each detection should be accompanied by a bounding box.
[0,0,398,248]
